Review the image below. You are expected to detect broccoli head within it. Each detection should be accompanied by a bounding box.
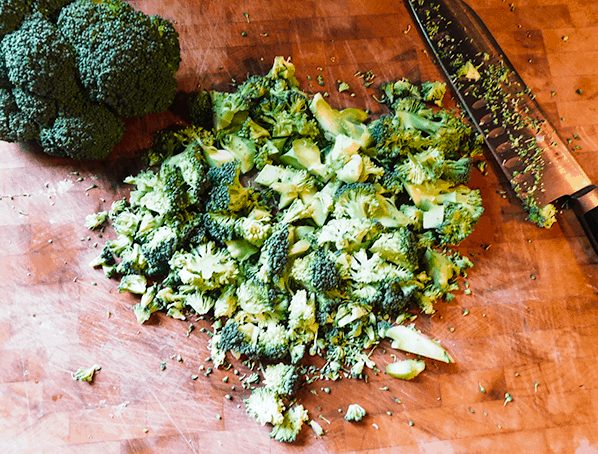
[57,0,180,117]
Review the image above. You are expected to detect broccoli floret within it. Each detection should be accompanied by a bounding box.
[206,161,253,213]
[344,403,366,422]
[269,404,309,443]
[135,164,189,216]
[245,387,285,426]
[524,198,557,229]
[255,164,317,209]
[162,148,210,205]
[57,0,180,117]
[89,246,115,269]
[216,319,262,360]
[258,323,289,361]
[140,225,179,276]
[396,147,445,185]
[310,248,342,292]
[435,202,481,245]
[202,212,238,245]
[263,363,300,396]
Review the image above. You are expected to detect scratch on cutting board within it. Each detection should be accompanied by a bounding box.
[148,387,199,454]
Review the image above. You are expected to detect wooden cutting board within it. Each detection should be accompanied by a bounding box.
[2,0,598,452]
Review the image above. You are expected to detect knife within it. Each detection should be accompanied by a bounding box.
[405,0,598,254]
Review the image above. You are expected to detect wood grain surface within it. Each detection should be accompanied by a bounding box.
[2,0,598,453]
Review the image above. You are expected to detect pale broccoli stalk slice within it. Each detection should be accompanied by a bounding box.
[279,137,329,180]
[71,364,101,383]
[220,133,257,174]
[269,404,309,443]
[385,324,453,363]
[386,359,426,380]
[344,403,366,422]
[309,92,372,148]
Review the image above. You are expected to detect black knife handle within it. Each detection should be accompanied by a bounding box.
[570,186,598,256]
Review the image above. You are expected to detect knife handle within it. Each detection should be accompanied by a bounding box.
[570,186,598,255]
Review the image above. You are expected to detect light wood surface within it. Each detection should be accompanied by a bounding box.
[2,0,598,453]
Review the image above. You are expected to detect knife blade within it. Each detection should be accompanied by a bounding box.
[405,0,598,253]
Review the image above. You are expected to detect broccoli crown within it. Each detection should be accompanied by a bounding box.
[39,91,125,159]
[57,0,181,117]
[0,0,29,38]
[2,13,78,102]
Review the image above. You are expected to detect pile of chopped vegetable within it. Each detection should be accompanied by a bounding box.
[88,56,484,442]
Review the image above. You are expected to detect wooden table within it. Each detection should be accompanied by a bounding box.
[2,0,598,452]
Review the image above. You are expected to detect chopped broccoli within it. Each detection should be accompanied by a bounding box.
[71,364,101,383]
[344,403,366,422]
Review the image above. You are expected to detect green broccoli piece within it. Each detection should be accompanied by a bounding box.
[259,223,292,279]
[263,363,300,396]
[441,157,473,185]
[188,90,213,128]
[0,0,29,38]
[269,404,309,443]
[396,147,445,185]
[162,147,210,205]
[140,225,180,276]
[344,403,366,422]
[170,241,238,292]
[89,246,115,268]
[206,161,253,213]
